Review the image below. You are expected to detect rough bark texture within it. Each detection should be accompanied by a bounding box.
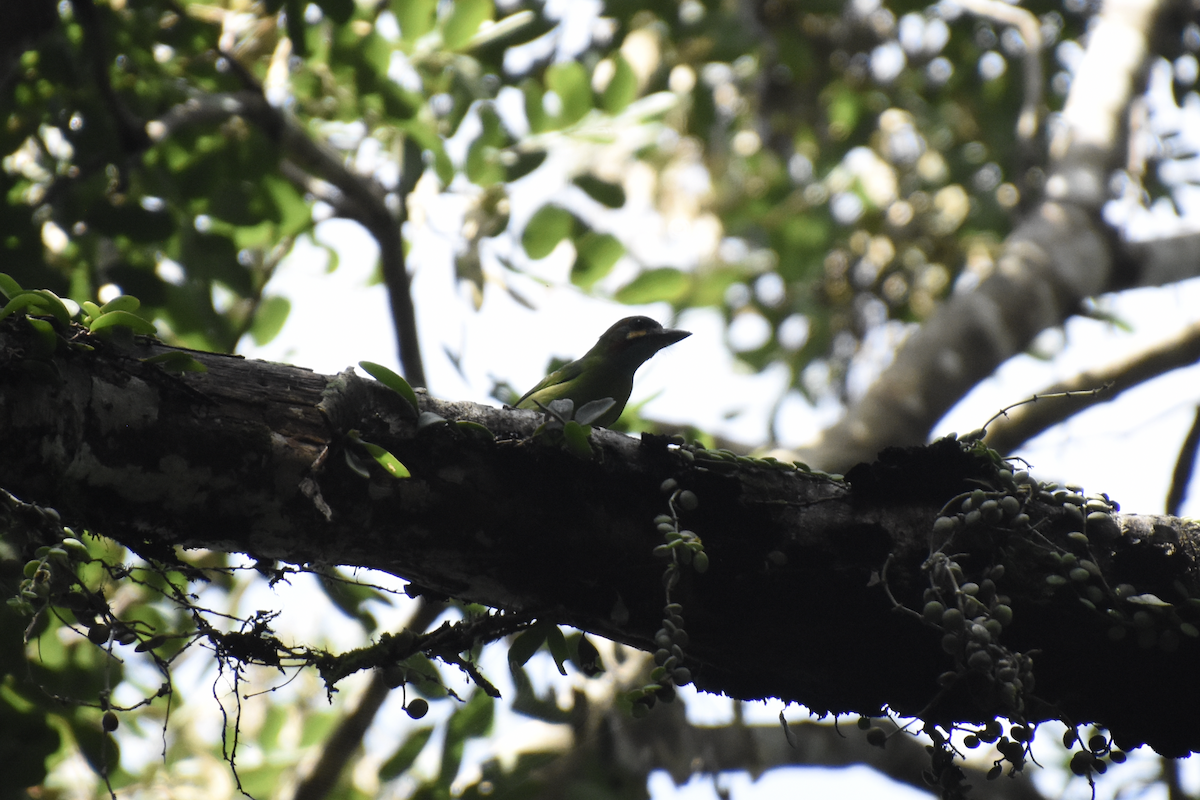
[2,321,1200,757]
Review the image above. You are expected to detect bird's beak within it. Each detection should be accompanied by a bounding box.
[646,327,691,348]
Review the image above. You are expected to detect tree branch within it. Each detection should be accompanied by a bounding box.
[147,66,427,387]
[805,0,1171,472]
[3,321,1200,756]
[982,319,1200,456]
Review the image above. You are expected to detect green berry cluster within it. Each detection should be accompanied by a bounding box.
[628,477,707,716]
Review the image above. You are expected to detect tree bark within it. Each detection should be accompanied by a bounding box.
[2,320,1200,757]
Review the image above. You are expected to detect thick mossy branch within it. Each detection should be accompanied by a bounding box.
[2,321,1200,756]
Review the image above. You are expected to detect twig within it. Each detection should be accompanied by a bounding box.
[984,320,1200,455]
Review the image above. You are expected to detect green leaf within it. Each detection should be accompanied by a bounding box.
[615,267,690,304]
[433,146,455,186]
[601,54,637,114]
[465,139,504,187]
[359,360,420,415]
[30,290,71,326]
[545,625,569,676]
[562,420,593,458]
[455,420,495,440]
[360,440,411,479]
[99,294,140,315]
[572,232,624,290]
[545,62,591,126]
[521,205,575,260]
[0,293,52,325]
[521,78,547,133]
[443,0,493,50]
[573,175,626,208]
[142,352,208,373]
[249,296,291,346]
[25,316,57,358]
[88,310,158,335]
[507,627,546,668]
[504,149,546,182]
[379,726,434,781]
[394,0,436,42]
[0,273,23,300]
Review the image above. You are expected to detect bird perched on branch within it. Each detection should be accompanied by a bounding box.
[516,316,691,428]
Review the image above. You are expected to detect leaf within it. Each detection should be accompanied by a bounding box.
[573,633,604,676]
[504,149,547,182]
[142,352,208,374]
[393,0,436,42]
[521,205,575,260]
[1126,594,1172,607]
[507,627,546,668]
[344,448,372,479]
[30,290,72,326]
[443,0,493,50]
[359,441,411,479]
[455,420,495,440]
[545,62,591,127]
[615,267,690,304]
[0,293,52,325]
[88,310,158,335]
[379,726,434,780]
[601,54,638,113]
[573,175,626,208]
[545,625,569,676]
[316,569,387,632]
[574,397,615,426]
[359,361,420,415]
[572,232,624,290]
[249,296,291,346]
[465,138,504,187]
[25,316,57,358]
[509,659,570,723]
[562,420,593,458]
[99,294,140,315]
[521,78,547,133]
[0,273,23,300]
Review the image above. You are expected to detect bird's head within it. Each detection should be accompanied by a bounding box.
[589,316,691,370]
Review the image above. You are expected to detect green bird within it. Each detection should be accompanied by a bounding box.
[516,316,691,427]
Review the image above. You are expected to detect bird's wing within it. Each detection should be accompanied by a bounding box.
[515,357,587,407]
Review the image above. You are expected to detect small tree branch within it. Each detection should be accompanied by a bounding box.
[1166,407,1200,517]
[982,320,1200,456]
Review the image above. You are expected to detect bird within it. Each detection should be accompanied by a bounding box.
[516,316,691,428]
